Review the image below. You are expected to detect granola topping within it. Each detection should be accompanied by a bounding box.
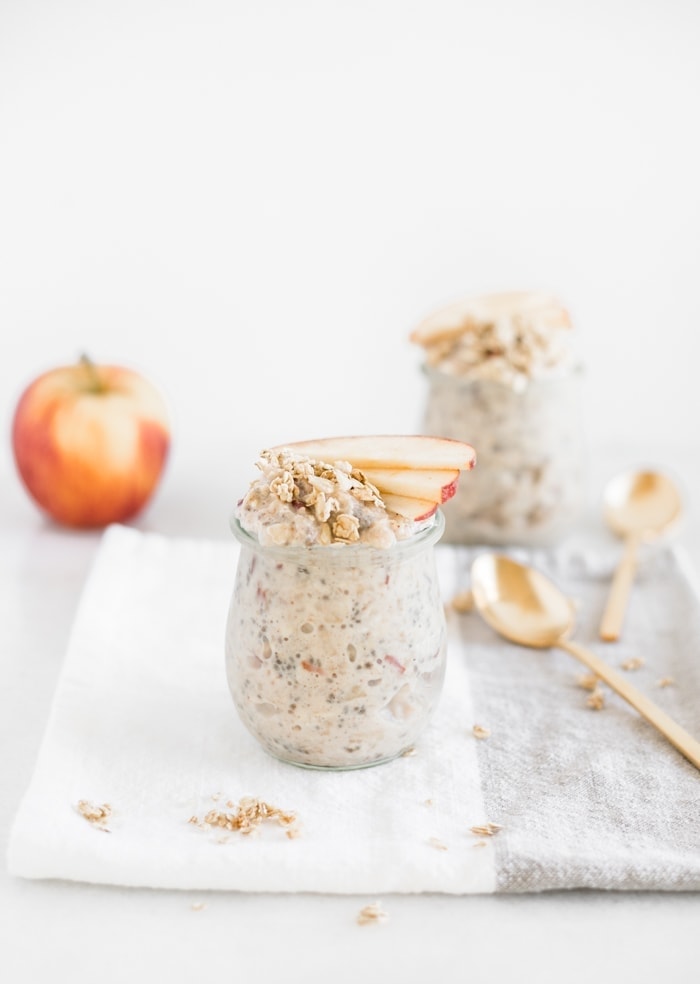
[237,449,428,548]
[412,290,575,392]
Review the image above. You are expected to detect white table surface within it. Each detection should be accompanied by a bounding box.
[3,442,699,984]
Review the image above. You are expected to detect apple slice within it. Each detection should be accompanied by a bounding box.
[360,467,459,505]
[274,435,476,472]
[380,493,439,522]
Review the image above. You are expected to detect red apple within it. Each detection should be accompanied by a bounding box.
[11,355,170,528]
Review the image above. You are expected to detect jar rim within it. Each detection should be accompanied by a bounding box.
[229,509,445,561]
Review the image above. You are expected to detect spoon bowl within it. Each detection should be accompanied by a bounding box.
[470,552,700,770]
[603,469,682,540]
[471,553,575,648]
[599,469,682,641]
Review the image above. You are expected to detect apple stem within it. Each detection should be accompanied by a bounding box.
[79,354,105,393]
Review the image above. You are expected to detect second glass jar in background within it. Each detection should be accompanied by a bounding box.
[421,365,587,546]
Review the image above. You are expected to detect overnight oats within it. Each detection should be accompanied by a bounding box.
[411,291,586,546]
[225,437,475,770]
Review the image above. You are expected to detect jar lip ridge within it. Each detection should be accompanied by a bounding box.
[229,509,445,559]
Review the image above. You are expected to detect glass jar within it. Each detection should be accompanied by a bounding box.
[421,366,587,546]
[225,511,447,770]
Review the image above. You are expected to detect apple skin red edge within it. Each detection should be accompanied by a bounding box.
[440,475,459,502]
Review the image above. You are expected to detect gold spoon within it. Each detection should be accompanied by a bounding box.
[599,470,682,642]
[470,553,700,770]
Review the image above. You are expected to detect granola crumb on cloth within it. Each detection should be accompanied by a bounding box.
[357,901,389,926]
[451,588,474,613]
[470,822,503,837]
[188,796,299,838]
[75,800,112,832]
[586,685,606,710]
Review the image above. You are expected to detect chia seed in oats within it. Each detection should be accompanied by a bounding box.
[225,448,447,769]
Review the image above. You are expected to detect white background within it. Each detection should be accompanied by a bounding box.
[2,4,700,982]
[2,0,700,535]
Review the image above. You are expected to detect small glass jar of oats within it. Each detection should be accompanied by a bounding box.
[411,291,587,546]
[225,449,448,770]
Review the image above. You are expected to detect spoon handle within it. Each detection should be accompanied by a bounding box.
[559,638,700,770]
[599,535,640,642]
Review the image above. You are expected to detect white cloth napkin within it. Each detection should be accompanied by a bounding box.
[7,524,700,893]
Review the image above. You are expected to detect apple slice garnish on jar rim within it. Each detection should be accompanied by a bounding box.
[273,434,475,472]
[359,467,459,505]
[270,434,476,519]
[379,493,440,521]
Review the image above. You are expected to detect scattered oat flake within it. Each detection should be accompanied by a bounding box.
[190,796,299,837]
[657,677,675,688]
[424,798,434,807]
[428,837,448,851]
[357,901,388,926]
[470,822,502,837]
[191,901,207,911]
[401,745,417,757]
[472,840,488,849]
[586,686,606,710]
[76,800,112,831]
[621,657,644,671]
[451,589,474,614]
[472,724,490,739]
[576,673,600,691]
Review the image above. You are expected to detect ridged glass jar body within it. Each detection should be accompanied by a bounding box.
[225,513,447,770]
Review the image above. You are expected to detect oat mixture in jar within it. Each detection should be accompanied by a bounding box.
[411,291,586,546]
[225,449,448,770]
